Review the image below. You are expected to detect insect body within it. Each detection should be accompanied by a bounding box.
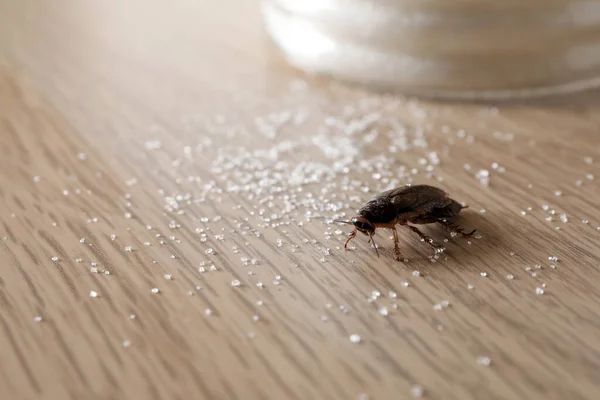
[336,184,475,261]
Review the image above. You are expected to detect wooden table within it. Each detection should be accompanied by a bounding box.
[2,1,600,399]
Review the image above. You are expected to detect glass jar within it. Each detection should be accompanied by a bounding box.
[261,0,600,100]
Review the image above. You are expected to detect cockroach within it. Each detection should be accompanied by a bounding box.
[334,184,475,261]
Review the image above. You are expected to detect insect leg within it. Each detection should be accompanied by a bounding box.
[392,228,403,262]
[437,220,476,237]
[369,233,380,258]
[404,225,445,251]
[344,229,358,251]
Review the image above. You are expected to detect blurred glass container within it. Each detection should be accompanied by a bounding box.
[261,0,600,100]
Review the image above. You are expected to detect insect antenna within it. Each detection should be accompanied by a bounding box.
[333,219,353,225]
[307,216,330,221]
[369,233,380,258]
[308,216,353,225]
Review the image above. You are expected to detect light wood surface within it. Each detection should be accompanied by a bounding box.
[2,1,600,400]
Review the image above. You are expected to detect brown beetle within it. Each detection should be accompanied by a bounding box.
[335,184,475,261]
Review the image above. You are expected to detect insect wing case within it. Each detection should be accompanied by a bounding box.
[384,185,451,216]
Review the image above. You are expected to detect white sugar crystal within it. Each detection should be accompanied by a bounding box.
[145,140,162,150]
[477,356,491,366]
[476,169,490,186]
[151,288,160,294]
[89,291,98,298]
[411,384,424,398]
[535,287,544,295]
[349,334,361,343]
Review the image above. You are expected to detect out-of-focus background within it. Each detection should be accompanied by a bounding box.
[1,1,600,400]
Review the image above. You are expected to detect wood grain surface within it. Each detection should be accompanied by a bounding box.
[1,1,600,400]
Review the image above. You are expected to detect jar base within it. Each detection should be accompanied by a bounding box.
[261,1,600,101]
